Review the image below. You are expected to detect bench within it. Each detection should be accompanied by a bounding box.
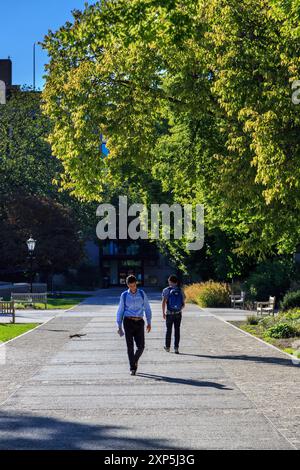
[230,291,246,309]
[11,293,47,309]
[256,296,276,316]
[0,301,15,323]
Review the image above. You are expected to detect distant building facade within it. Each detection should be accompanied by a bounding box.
[99,239,174,288]
[0,59,20,103]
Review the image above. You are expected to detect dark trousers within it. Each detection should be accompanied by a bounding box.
[166,313,182,349]
[123,318,145,371]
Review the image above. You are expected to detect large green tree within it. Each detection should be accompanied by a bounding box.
[0,89,57,199]
[42,0,300,270]
[0,88,98,238]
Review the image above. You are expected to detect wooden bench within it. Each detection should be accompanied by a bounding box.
[0,301,15,323]
[11,293,47,309]
[230,291,246,309]
[256,296,276,316]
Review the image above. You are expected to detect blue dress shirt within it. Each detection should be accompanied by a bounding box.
[116,289,152,328]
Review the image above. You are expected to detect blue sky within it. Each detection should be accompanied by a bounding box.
[0,0,95,90]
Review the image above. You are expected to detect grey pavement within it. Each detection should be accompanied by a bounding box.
[0,288,159,324]
[0,290,103,324]
[200,307,257,321]
[0,309,65,324]
[0,289,299,450]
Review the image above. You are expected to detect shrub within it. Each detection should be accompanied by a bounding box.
[283,348,295,355]
[184,283,205,304]
[243,258,293,302]
[196,281,231,308]
[184,281,231,307]
[278,309,300,321]
[280,290,300,311]
[14,303,26,309]
[258,315,277,328]
[243,325,260,335]
[246,315,259,325]
[266,322,297,339]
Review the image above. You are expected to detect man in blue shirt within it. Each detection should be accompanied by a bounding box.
[116,275,152,375]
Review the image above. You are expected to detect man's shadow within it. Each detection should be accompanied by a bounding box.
[179,353,295,367]
[138,373,232,390]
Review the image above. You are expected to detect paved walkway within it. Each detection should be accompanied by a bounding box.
[0,290,104,324]
[0,290,299,450]
[201,307,257,321]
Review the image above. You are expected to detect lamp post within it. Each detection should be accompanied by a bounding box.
[33,42,37,91]
[26,237,36,294]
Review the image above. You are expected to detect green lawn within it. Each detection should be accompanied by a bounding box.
[45,296,88,310]
[0,323,39,343]
[52,293,92,299]
[15,296,88,310]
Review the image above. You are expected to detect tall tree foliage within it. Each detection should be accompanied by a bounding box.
[42,0,300,267]
[0,90,57,198]
[0,89,97,238]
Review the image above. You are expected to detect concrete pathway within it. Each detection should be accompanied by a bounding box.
[0,309,64,324]
[200,307,257,321]
[0,290,299,450]
[0,291,102,324]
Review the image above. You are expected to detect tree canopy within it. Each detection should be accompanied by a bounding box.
[0,88,98,238]
[42,0,300,268]
[0,89,57,199]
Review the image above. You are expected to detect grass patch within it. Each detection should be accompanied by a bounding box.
[46,297,87,310]
[0,323,39,343]
[15,296,88,310]
[49,293,91,299]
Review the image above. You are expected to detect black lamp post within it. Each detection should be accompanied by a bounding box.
[26,237,36,293]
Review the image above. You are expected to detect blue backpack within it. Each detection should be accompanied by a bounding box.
[167,287,184,312]
[123,289,145,310]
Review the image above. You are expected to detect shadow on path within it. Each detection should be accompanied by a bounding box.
[0,411,175,450]
[138,373,232,390]
[42,329,70,333]
[179,353,296,367]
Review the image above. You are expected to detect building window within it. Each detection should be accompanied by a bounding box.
[103,241,119,256]
[120,260,142,268]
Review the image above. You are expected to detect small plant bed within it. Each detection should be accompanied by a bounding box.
[0,323,39,343]
[15,296,88,310]
[230,309,300,358]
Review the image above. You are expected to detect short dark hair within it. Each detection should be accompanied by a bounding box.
[126,275,137,285]
[168,274,179,284]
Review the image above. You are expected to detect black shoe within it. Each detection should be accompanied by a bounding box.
[130,370,136,376]
[164,347,170,352]
[174,348,180,354]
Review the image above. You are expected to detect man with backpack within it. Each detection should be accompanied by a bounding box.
[116,275,152,375]
[162,275,185,354]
